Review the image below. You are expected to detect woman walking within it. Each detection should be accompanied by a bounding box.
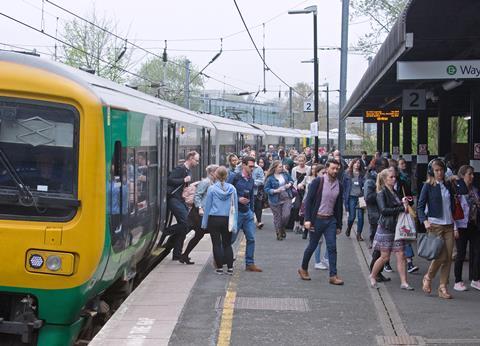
[417,159,455,298]
[343,158,365,240]
[201,166,238,275]
[292,154,311,234]
[264,160,294,240]
[182,165,219,264]
[369,168,413,290]
[253,157,266,229]
[452,165,480,291]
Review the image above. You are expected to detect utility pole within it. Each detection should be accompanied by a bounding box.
[184,59,190,109]
[338,0,349,152]
[289,87,293,128]
[326,83,330,152]
[313,9,319,163]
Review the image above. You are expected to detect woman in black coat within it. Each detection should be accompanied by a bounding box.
[369,168,413,290]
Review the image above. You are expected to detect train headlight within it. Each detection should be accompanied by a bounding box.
[46,255,62,271]
[26,250,75,275]
[29,254,44,269]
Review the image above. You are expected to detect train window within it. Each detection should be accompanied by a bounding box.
[0,97,79,221]
[127,149,136,215]
[135,151,148,212]
[110,141,127,252]
[148,150,158,208]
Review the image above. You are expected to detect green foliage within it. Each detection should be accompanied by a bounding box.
[60,9,132,83]
[132,56,204,111]
[351,0,408,57]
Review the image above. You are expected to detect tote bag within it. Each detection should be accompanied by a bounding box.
[228,194,237,233]
[358,196,367,209]
[394,212,417,241]
[417,232,444,260]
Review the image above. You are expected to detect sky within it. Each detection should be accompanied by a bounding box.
[0,0,374,106]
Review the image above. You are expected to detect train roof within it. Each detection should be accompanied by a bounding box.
[252,123,303,138]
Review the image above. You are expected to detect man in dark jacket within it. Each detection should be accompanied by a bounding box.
[228,156,263,272]
[164,151,200,263]
[298,159,344,285]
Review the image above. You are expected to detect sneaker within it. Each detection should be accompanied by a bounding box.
[215,269,224,275]
[471,280,480,291]
[314,262,328,270]
[384,263,393,273]
[407,262,419,273]
[226,268,234,276]
[454,281,467,291]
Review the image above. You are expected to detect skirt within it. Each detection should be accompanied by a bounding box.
[372,224,405,253]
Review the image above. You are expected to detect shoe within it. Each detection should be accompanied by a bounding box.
[407,262,419,273]
[314,262,328,270]
[453,281,467,292]
[302,230,308,240]
[438,286,453,299]
[470,280,480,291]
[281,229,286,239]
[400,284,414,291]
[384,263,393,273]
[172,255,182,261]
[368,244,373,249]
[298,268,311,280]
[422,275,432,294]
[215,269,224,275]
[369,275,378,288]
[179,254,195,265]
[257,222,264,229]
[345,227,351,237]
[226,268,234,276]
[376,273,391,282]
[329,276,344,285]
[246,264,263,272]
[356,234,364,241]
[276,232,282,241]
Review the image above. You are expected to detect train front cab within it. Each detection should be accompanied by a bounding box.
[0,58,107,345]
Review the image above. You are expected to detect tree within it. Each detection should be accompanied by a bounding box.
[132,56,205,111]
[60,9,133,83]
[350,0,408,57]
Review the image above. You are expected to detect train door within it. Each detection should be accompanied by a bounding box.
[167,122,176,172]
[207,129,212,165]
[157,119,168,234]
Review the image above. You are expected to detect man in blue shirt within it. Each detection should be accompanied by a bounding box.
[228,156,263,272]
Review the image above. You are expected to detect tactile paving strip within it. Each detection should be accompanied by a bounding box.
[215,296,310,312]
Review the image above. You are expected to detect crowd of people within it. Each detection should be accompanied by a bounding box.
[162,145,480,298]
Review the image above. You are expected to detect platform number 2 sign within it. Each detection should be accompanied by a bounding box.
[402,89,426,110]
[304,101,314,112]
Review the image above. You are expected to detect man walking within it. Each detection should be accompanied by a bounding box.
[298,159,344,285]
[164,151,200,263]
[228,156,263,272]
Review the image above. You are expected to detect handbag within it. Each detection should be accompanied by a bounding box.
[394,212,417,241]
[417,232,444,260]
[451,182,465,221]
[228,194,237,233]
[358,196,367,209]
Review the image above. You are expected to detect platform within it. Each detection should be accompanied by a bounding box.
[91,212,480,346]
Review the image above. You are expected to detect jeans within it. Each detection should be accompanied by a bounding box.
[314,234,328,263]
[301,217,338,277]
[404,243,414,259]
[347,196,364,235]
[208,215,233,269]
[165,197,189,257]
[232,210,256,266]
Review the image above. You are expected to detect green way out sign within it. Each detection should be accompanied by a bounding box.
[397,60,480,80]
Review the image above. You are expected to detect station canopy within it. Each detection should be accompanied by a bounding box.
[341,0,480,120]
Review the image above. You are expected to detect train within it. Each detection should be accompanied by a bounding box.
[0,50,308,346]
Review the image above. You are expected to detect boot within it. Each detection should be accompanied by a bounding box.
[345,222,353,237]
[302,229,308,240]
[276,231,282,241]
[280,228,286,239]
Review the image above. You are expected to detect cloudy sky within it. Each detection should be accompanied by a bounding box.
[1,0,375,105]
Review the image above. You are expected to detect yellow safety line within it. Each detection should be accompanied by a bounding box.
[217,238,246,346]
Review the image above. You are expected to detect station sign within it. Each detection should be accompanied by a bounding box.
[402,89,426,110]
[363,110,401,123]
[304,101,314,112]
[310,121,318,137]
[397,60,480,80]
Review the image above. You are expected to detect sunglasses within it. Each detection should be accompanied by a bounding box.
[248,165,255,168]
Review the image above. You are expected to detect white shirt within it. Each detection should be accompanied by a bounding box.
[427,182,453,225]
[275,174,286,186]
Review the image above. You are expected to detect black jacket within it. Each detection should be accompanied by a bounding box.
[364,171,379,224]
[167,164,191,200]
[304,176,343,229]
[376,187,405,233]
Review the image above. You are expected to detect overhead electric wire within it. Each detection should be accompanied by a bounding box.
[0,12,158,85]
[232,0,306,98]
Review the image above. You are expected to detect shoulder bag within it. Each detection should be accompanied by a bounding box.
[417,232,444,260]
[394,212,417,241]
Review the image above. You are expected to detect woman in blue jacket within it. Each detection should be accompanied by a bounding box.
[264,160,294,240]
[202,166,238,275]
[417,159,456,299]
[343,158,365,240]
